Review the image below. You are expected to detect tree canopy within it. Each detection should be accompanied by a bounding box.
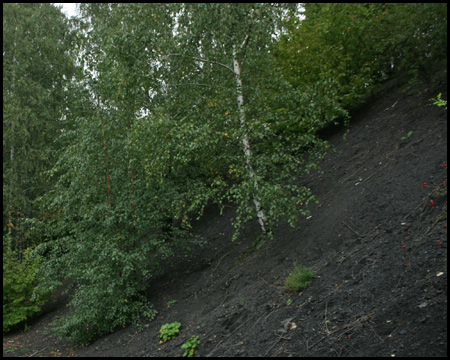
[3,3,77,250]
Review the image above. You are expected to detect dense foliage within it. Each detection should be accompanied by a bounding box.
[3,3,447,345]
[3,236,51,333]
[3,3,77,250]
[2,2,77,335]
[276,3,447,108]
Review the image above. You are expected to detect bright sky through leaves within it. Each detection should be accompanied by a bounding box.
[54,3,79,18]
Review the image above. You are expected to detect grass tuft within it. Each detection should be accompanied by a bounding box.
[285,263,316,291]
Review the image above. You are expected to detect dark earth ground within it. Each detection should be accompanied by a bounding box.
[3,71,447,357]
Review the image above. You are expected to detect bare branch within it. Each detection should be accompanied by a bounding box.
[167,82,228,89]
[241,34,250,50]
[166,53,235,74]
[191,56,235,74]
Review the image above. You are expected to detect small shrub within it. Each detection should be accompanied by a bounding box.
[181,336,200,357]
[32,233,160,346]
[284,263,316,291]
[431,93,447,109]
[3,237,52,333]
[160,322,181,343]
[167,300,177,307]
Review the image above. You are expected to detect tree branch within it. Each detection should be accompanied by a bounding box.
[241,34,250,50]
[192,56,235,74]
[167,82,228,89]
[166,53,235,74]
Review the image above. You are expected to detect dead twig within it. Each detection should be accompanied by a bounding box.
[265,333,292,356]
[208,315,255,356]
[342,221,363,238]
[212,252,230,274]
[252,312,268,328]
[341,221,363,238]
[336,247,363,267]
[364,162,389,182]
[261,277,286,289]
[307,314,372,351]
[263,309,278,323]
[29,347,48,357]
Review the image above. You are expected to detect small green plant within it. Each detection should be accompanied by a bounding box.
[181,336,200,357]
[159,322,181,343]
[400,130,414,141]
[284,263,316,291]
[167,300,177,307]
[286,298,293,306]
[431,93,447,109]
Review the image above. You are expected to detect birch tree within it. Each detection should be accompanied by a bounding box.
[78,3,336,244]
[233,37,267,235]
[167,3,336,241]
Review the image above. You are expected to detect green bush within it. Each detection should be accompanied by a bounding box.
[34,233,159,346]
[160,322,181,343]
[181,336,200,357]
[49,278,158,346]
[284,263,316,292]
[3,236,51,333]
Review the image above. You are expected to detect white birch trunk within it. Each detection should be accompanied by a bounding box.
[233,46,267,235]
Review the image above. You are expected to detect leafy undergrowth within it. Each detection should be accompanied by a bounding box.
[3,75,447,357]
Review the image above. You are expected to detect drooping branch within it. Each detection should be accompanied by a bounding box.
[166,82,228,89]
[192,56,235,74]
[166,53,235,74]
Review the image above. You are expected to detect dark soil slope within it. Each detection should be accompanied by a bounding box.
[3,73,447,357]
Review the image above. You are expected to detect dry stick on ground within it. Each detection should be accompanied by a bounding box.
[212,252,230,274]
[262,309,279,323]
[341,221,364,238]
[252,312,268,328]
[207,315,255,356]
[401,186,444,222]
[29,347,49,357]
[364,162,389,182]
[265,332,293,356]
[335,244,366,268]
[307,314,373,352]
[261,277,286,290]
[273,341,295,357]
[390,215,444,338]
[397,204,443,288]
